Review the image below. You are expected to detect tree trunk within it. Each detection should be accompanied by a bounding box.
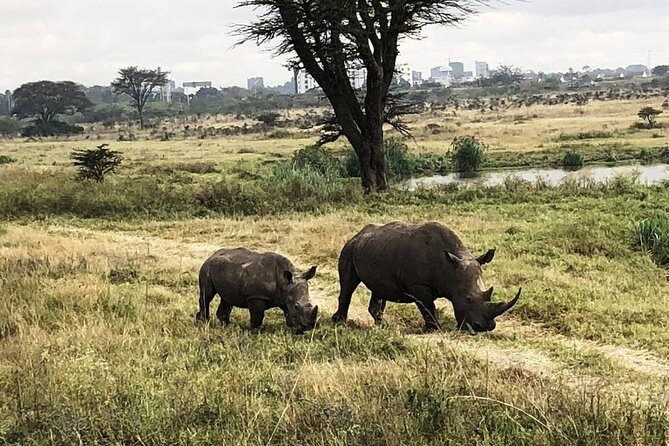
[352,119,388,194]
[138,105,145,129]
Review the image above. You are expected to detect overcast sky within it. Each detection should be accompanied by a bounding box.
[2,0,668,91]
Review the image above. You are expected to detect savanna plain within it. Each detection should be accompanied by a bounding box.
[1,96,669,445]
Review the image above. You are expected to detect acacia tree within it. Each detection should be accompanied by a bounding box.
[12,81,91,123]
[235,0,490,192]
[111,67,168,129]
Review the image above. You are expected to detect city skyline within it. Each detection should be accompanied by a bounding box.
[1,0,668,90]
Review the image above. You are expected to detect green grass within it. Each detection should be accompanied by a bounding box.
[634,213,669,266]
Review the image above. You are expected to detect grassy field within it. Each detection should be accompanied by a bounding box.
[1,98,669,445]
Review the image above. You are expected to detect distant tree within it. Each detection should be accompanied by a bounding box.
[652,65,669,77]
[12,81,91,124]
[490,65,524,86]
[71,144,123,182]
[638,107,663,128]
[235,0,494,192]
[111,67,168,129]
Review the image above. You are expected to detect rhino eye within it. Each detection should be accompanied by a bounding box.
[465,297,472,302]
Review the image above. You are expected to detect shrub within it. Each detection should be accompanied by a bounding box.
[21,121,84,137]
[633,213,669,267]
[256,112,281,126]
[343,138,417,178]
[292,145,342,177]
[267,129,292,139]
[450,136,487,173]
[71,144,123,182]
[0,117,21,136]
[562,151,584,170]
[0,155,16,165]
[639,148,654,163]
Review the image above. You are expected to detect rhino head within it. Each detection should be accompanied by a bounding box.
[282,266,319,334]
[444,248,521,333]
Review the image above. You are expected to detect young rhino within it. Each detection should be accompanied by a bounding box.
[196,248,318,333]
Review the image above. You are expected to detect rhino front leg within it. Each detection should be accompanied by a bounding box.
[216,301,233,325]
[248,299,268,331]
[408,285,440,333]
[280,305,294,328]
[368,294,386,325]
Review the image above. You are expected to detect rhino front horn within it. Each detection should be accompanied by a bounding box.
[489,288,522,318]
[312,305,319,319]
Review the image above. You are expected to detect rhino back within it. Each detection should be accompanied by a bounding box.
[200,248,293,307]
[350,222,470,298]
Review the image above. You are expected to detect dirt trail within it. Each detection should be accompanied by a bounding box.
[9,223,669,384]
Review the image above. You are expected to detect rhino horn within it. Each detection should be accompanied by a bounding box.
[312,305,319,319]
[487,288,522,318]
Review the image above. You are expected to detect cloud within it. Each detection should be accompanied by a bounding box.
[1,0,667,90]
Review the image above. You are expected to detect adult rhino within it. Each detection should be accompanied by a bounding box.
[196,248,318,333]
[332,222,521,333]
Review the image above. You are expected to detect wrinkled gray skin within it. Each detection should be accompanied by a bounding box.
[332,222,521,333]
[196,248,318,333]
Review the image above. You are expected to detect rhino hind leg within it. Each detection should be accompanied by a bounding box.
[332,246,361,323]
[216,301,233,325]
[196,277,217,322]
[368,294,386,325]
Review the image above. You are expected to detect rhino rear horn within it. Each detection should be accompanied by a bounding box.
[312,305,319,319]
[302,266,317,281]
[488,288,522,318]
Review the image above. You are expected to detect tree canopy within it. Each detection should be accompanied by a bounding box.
[111,67,168,129]
[235,0,492,192]
[12,81,91,123]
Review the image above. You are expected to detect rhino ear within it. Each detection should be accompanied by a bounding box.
[444,250,463,269]
[283,270,294,283]
[302,266,317,281]
[477,248,496,265]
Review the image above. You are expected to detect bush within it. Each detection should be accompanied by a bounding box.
[292,145,342,177]
[450,136,487,173]
[21,121,84,137]
[256,112,280,126]
[633,213,669,267]
[0,117,21,137]
[562,151,584,170]
[71,144,123,182]
[0,155,16,165]
[343,138,417,179]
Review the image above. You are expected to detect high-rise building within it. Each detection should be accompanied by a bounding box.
[475,61,490,79]
[412,71,423,86]
[247,77,265,92]
[449,61,465,78]
[429,66,454,86]
[293,67,367,93]
[348,65,367,89]
[295,70,318,94]
[397,63,413,84]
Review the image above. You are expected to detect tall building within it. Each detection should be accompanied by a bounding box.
[397,63,413,84]
[293,67,367,93]
[475,61,490,79]
[412,71,423,86]
[247,77,265,92]
[157,67,173,102]
[429,66,454,86]
[449,61,465,79]
[348,65,367,89]
[295,70,318,94]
